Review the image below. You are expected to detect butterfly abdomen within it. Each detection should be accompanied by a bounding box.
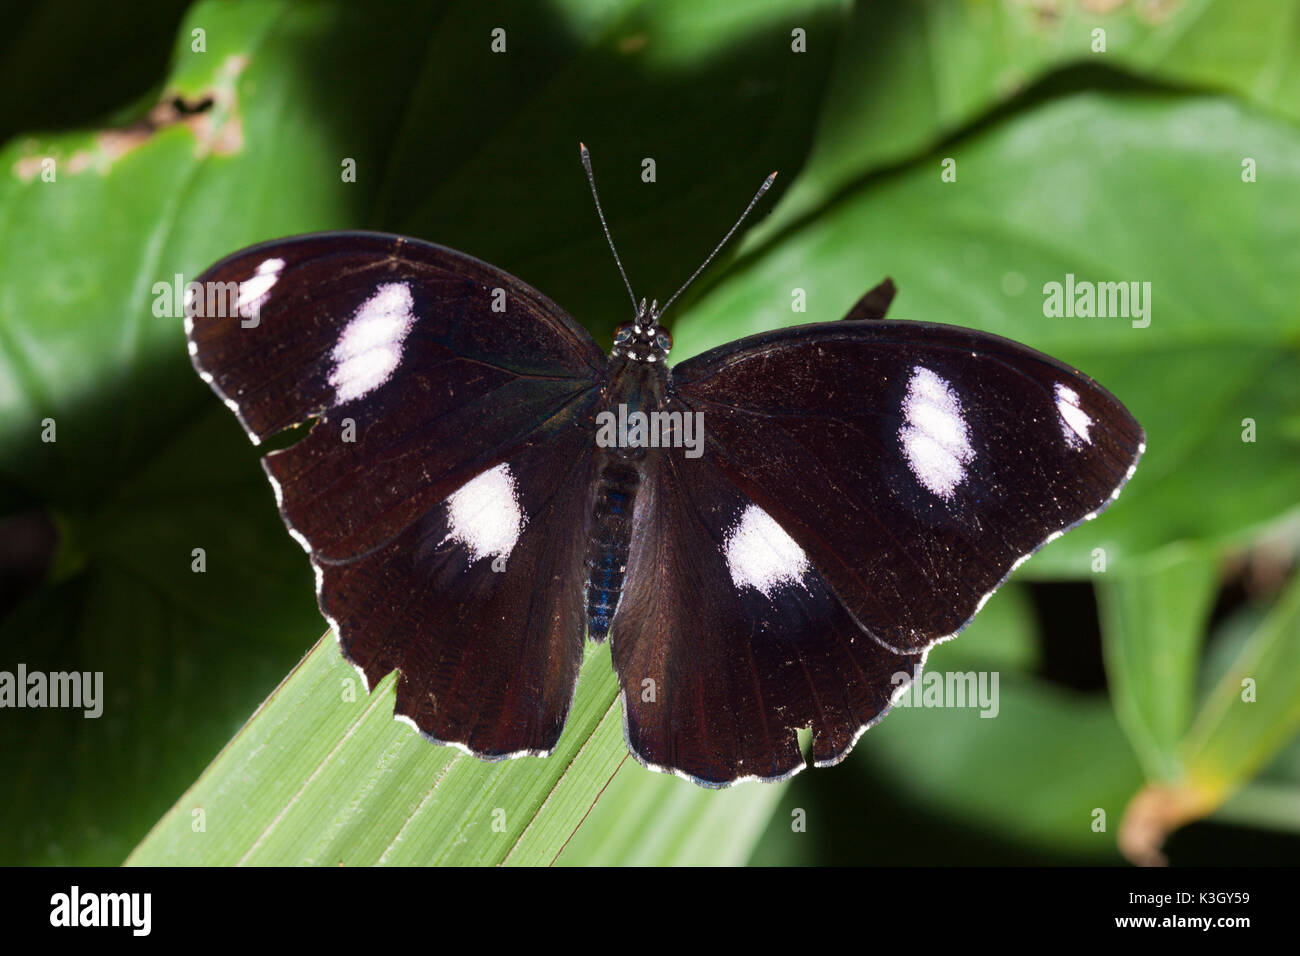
[584,457,642,641]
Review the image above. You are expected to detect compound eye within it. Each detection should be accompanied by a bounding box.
[655,330,672,353]
[613,326,634,346]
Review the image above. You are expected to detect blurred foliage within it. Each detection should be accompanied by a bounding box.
[1,0,1297,865]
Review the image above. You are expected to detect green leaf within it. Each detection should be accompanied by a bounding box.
[1182,568,1300,799]
[1097,545,1220,781]
[1215,781,1300,834]
[751,0,1300,242]
[860,676,1143,859]
[1204,656,1300,833]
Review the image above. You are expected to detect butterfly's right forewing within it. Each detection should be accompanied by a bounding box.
[672,319,1145,655]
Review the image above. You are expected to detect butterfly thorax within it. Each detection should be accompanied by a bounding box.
[600,348,671,453]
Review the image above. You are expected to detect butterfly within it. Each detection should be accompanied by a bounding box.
[185,145,1144,787]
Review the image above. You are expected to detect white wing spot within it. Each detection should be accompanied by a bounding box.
[724,504,809,597]
[1055,383,1093,447]
[900,366,973,500]
[328,283,415,403]
[441,464,525,563]
[236,257,285,317]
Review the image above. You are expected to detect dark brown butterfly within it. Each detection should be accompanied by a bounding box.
[185,147,1143,787]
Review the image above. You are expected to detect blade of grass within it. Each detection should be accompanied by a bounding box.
[1181,570,1300,798]
[128,634,789,865]
[1097,544,1219,781]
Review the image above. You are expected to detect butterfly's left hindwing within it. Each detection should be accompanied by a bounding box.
[320,417,599,758]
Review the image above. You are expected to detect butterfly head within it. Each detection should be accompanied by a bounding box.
[582,145,774,368]
[611,298,672,363]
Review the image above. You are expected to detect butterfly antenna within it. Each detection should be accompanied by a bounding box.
[656,170,777,319]
[580,143,638,314]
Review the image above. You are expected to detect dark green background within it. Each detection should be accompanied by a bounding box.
[1,0,1298,865]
